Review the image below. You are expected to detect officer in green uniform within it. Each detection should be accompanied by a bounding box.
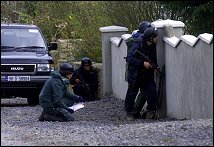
[38,63,85,122]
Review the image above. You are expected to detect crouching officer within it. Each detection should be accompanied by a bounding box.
[70,57,99,101]
[38,63,85,122]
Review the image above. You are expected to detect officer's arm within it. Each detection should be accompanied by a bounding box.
[127,43,144,68]
[65,87,80,102]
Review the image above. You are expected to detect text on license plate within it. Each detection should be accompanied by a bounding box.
[6,76,31,81]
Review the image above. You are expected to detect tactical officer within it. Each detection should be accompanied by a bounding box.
[70,57,99,101]
[125,21,152,119]
[134,21,151,38]
[38,63,85,122]
[131,21,152,118]
[124,26,159,120]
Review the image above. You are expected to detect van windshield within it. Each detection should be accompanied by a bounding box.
[1,28,46,49]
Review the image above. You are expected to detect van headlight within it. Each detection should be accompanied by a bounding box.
[37,64,54,72]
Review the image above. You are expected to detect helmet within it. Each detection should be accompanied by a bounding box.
[59,63,74,75]
[138,21,151,33]
[81,57,92,66]
[143,27,158,41]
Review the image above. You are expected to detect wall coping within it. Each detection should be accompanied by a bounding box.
[121,34,132,40]
[180,35,198,46]
[164,33,213,47]
[99,26,128,33]
[163,36,180,48]
[198,33,213,44]
[110,37,121,47]
[110,34,132,47]
[152,19,185,28]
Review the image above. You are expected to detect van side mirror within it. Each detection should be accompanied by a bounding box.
[48,42,57,51]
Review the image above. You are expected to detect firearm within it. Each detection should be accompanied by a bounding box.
[73,70,93,99]
[133,50,162,75]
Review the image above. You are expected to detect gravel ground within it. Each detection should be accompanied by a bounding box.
[1,96,213,146]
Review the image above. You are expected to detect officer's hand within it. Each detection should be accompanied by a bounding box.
[144,61,152,69]
[78,96,86,103]
[67,108,74,114]
[75,79,81,83]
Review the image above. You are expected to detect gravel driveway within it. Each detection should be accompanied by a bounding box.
[1,97,213,146]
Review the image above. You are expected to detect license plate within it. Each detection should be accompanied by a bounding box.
[6,76,31,81]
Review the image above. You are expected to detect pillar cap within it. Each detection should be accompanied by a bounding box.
[152,19,185,28]
[99,26,128,33]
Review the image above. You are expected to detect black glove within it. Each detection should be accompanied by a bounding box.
[78,96,86,103]
[67,108,74,114]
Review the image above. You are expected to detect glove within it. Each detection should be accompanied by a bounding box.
[67,108,74,114]
[78,96,86,103]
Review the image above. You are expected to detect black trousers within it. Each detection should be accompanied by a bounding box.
[124,70,157,113]
[73,84,97,101]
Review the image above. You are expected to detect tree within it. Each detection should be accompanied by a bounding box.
[160,1,213,35]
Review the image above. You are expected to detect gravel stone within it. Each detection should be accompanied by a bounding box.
[1,97,213,146]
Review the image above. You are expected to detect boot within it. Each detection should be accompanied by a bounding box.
[141,110,148,119]
[38,110,45,122]
[126,112,135,121]
[132,111,141,119]
[146,111,157,119]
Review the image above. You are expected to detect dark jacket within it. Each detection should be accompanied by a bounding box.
[70,66,98,98]
[71,66,98,89]
[126,36,158,81]
[132,31,142,38]
[39,70,79,110]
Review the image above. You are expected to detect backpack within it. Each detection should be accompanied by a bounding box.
[125,37,142,56]
[124,33,142,82]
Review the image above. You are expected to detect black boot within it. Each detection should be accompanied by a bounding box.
[132,111,141,119]
[146,111,157,119]
[38,110,45,121]
[141,110,148,119]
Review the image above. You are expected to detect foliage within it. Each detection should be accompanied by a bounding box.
[1,1,213,62]
[159,1,213,36]
[66,1,111,62]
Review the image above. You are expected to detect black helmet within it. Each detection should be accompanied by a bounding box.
[59,63,74,75]
[81,57,92,66]
[143,27,158,41]
[138,21,151,33]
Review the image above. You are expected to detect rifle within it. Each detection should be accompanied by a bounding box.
[72,70,93,99]
[133,50,162,75]
[157,65,165,107]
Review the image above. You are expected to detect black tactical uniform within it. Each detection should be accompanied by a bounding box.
[70,57,99,101]
[126,21,152,118]
[125,26,159,120]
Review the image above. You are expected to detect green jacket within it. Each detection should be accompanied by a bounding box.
[39,70,79,110]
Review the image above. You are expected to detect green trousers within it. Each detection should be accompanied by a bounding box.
[39,97,75,122]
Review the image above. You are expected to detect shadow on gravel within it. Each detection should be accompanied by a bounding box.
[71,96,180,126]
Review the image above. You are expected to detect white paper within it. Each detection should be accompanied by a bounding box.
[69,103,84,111]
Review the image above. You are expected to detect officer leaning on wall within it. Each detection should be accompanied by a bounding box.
[38,63,85,122]
[124,26,159,120]
[127,21,152,119]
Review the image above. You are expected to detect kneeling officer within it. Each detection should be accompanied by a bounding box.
[39,63,85,122]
